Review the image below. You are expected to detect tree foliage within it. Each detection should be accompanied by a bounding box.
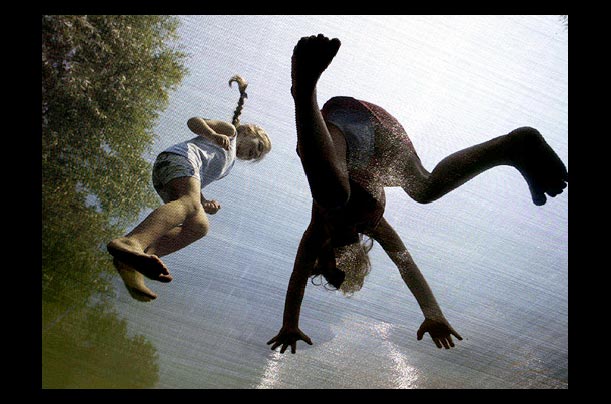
[42,15,187,387]
[42,15,187,305]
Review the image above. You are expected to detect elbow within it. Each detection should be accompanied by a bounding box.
[187,117,203,134]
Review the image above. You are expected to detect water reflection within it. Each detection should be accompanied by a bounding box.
[42,297,159,388]
[373,322,419,389]
[254,315,421,389]
[256,351,283,389]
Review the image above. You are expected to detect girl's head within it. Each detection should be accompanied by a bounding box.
[229,75,271,161]
[311,235,373,295]
[236,124,271,161]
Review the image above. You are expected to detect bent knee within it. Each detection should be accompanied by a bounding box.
[193,220,209,238]
[186,210,210,238]
[176,193,205,216]
[510,126,542,141]
[514,126,540,135]
[411,192,436,205]
[403,184,437,205]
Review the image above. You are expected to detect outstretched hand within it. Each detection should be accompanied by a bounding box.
[417,318,463,349]
[267,327,313,354]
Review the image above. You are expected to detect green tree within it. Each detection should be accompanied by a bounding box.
[42,15,187,387]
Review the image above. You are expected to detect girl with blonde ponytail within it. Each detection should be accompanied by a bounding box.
[107,75,271,302]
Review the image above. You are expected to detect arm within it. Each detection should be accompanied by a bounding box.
[267,215,325,353]
[187,117,236,150]
[369,217,463,349]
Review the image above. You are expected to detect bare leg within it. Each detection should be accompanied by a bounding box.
[108,176,208,300]
[145,207,209,257]
[114,258,158,302]
[114,211,209,301]
[292,34,350,210]
[401,127,568,206]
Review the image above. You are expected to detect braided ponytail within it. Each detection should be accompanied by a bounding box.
[229,75,248,127]
[228,75,271,161]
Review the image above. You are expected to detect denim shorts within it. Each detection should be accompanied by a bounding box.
[152,152,198,202]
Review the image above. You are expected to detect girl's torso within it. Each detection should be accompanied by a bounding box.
[315,178,386,247]
[320,96,416,239]
[321,96,417,184]
[163,134,237,189]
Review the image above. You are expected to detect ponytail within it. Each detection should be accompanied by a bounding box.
[228,75,272,161]
[229,75,248,127]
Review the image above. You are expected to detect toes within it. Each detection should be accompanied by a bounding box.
[296,34,340,55]
[328,37,341,51]
[328,38,341,58]
[546,179,568,198]
[157,273,173,283]
[532,191,547,206]
[126,286,156,302]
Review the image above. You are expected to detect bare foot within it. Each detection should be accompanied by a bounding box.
[113,258,157,302]
[510,127,568,206]
[107,237,173,283]
[291,34,341,97]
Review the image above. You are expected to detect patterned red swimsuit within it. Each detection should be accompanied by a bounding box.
[319,96,417,245]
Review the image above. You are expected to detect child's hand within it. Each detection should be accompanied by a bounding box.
[267,326,313,354]
[202,199,221,214]
[213,134,231,150]
[417,317,463,349]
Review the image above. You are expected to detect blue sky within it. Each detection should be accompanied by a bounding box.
[115,15,568,388]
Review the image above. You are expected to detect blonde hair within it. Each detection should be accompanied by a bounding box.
[229,75,271,161]
[335,236,373,295]
[311,235,373,295]
[237,123,272,162]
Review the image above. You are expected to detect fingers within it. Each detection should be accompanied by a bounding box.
[432,337,450,349]
[267,333,311,354]
[451,329,463,341]
[267,335,290,354]
[419,326,461,349]
[215,135,230,150]
[432,335,457,349]
[203,201,221,214]
[267,336,284,352]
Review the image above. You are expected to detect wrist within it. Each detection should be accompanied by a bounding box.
[424,312,446,322]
